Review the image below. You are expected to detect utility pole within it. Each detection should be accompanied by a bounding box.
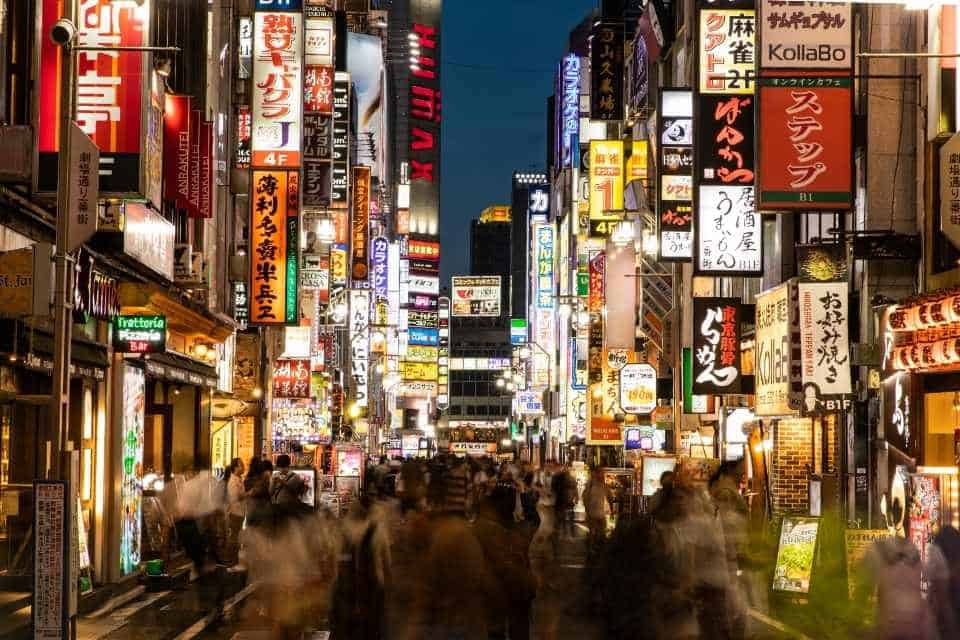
[51,7,77,482]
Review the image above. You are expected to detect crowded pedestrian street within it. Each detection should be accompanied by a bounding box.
[1,0,960,639]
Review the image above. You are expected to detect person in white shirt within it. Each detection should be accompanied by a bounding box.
[224,458,245,566]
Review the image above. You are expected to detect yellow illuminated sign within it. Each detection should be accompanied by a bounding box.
[401,361,439,381]
[589,140,624,220]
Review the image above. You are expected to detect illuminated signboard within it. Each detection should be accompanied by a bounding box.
[408,2,442,237]
[39,0,149,193]
[351,166,371,280]
[349,290,370,408]
[372,237,389,300]
[760,0,852,71]
[658,90,693,260]
[331,74,351,207]
[590,20,624,121]
[113,315,166,354]
[698,7,756,94]
[406,238,441,262]
[409,327,439,347]
[620,363,657,415]
[252,9,303,167]
[560,54,581,168]
[119,364,145,575]
[692,298,742,395]
[272,358,310,399]
[249,170,299,324]
[589,140,625,221]
[452,276,501,317]
[401,362,439,381]
[535,225,554,309]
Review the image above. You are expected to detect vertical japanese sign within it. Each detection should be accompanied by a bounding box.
[272,358,311,398]
[372,237,389,301]
[252,8,303,167]
[628,30,649,117]
[760,1,852,71]
[590,20,624,121]
[589,140,625,221]
[163,95,192,208]
[352,166,371,281]
[39,0,148,193]
[658,90,694,260]
[798,281,851,415]
[408,2,442,236]
[303,114,332,207]
[697,94,755,186]
[758,76,852,209]
[249,170,299,325]
[330,243,348,288]
[236,105,252,169]
[67,123,100,252]
[198,122,213,219]
[536,225,555,309]
[755,283,795,416]
[303,5,334,112]
[349,289,371,408]
[940,133,960,249]
[696,186,761,273]
[331,74,351,207]
[698,5,756,94]
[119,363,144,575]
[560,54,581,169]
[238,17,253,79]
[693,297,742,394]
[588,253,605,389]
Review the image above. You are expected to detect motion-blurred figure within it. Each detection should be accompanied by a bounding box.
[863,534,936,640]
[928,526,960,639]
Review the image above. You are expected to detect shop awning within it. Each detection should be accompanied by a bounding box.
[0,319,109,377]
[143,351,219,388]
[119,283,234,343]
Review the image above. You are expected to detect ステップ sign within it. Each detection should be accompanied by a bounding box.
[759,76,852,209]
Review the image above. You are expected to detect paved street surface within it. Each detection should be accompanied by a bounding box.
[73,514,797,640]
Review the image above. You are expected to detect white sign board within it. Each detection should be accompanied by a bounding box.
[940,132,960,250]
[252,11,303,167]
[67,123,99,252]
[349,290,370,407]
[619,363,657,415]
[760,1,852,71]
[34,481,67,640]
[697,186,761,274]
[798,281,851,414]
[452,276,501,317]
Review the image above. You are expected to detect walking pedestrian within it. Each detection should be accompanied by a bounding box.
[270,454,307,526]
[582,466,610,556]
[709,460,749,637]
[224,457,246,566]
[927,525,960,639]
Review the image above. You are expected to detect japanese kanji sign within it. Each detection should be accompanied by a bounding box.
[349,289,371,407]
[798,281,851,415]
[589,140,625,221]
[658,90,694,261]
[590,20,625,121]
[249,169,300,325]
[559,54,581,168]
[273,358,311,399]
[39,0,148,193]
[939,132,960,250]
[760,0,852,71]
[696,185,761,274]
[68,123,100,252]
[697,94,755,185]
[698,8,756,94]
[252,10,303,167]
[331,74,351,208]
[693,297,742,394]
[351,166,371,281]
[758,76,852,209]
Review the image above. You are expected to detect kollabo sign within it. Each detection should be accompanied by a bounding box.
[760,0,852,70]
[113,315,167,354]
[755,283,796,416]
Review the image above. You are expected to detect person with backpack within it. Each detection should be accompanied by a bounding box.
[270,454,308,525]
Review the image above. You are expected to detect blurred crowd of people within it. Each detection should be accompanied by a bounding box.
[149,453,960,640]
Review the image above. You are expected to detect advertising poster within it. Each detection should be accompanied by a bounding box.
[755,283,795,416]
[251,10,303,167]
[249,170,299,325]
[337,449,363,477]
[758,76,853,209]
[658,90,694,260]
[347,33,385,177]
[698,7,756,94]
[773,517,820,593]
[452,276,501,317]
[120,364,145,576]
[798,281,852,415]
[590,20,625,121]
[844,529,892,598]
[619,363,657,414]
[39,0,148,193]
[692,298,742,394]
[696,186,761,275]
[407,12,442,237]
[760,1,852,71]
[909,474,941,584]
[641,457,677,496]
[589,140,625,220]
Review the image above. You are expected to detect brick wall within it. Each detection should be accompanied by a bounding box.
[772,418,813,514]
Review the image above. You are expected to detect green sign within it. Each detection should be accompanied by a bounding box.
[773,517,820,593]
[113,315,166,354]
[577,272,589,296]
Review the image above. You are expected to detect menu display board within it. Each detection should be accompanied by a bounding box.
[773,517,820,593]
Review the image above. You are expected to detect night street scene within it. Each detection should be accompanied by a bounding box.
[2,0,960,638]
